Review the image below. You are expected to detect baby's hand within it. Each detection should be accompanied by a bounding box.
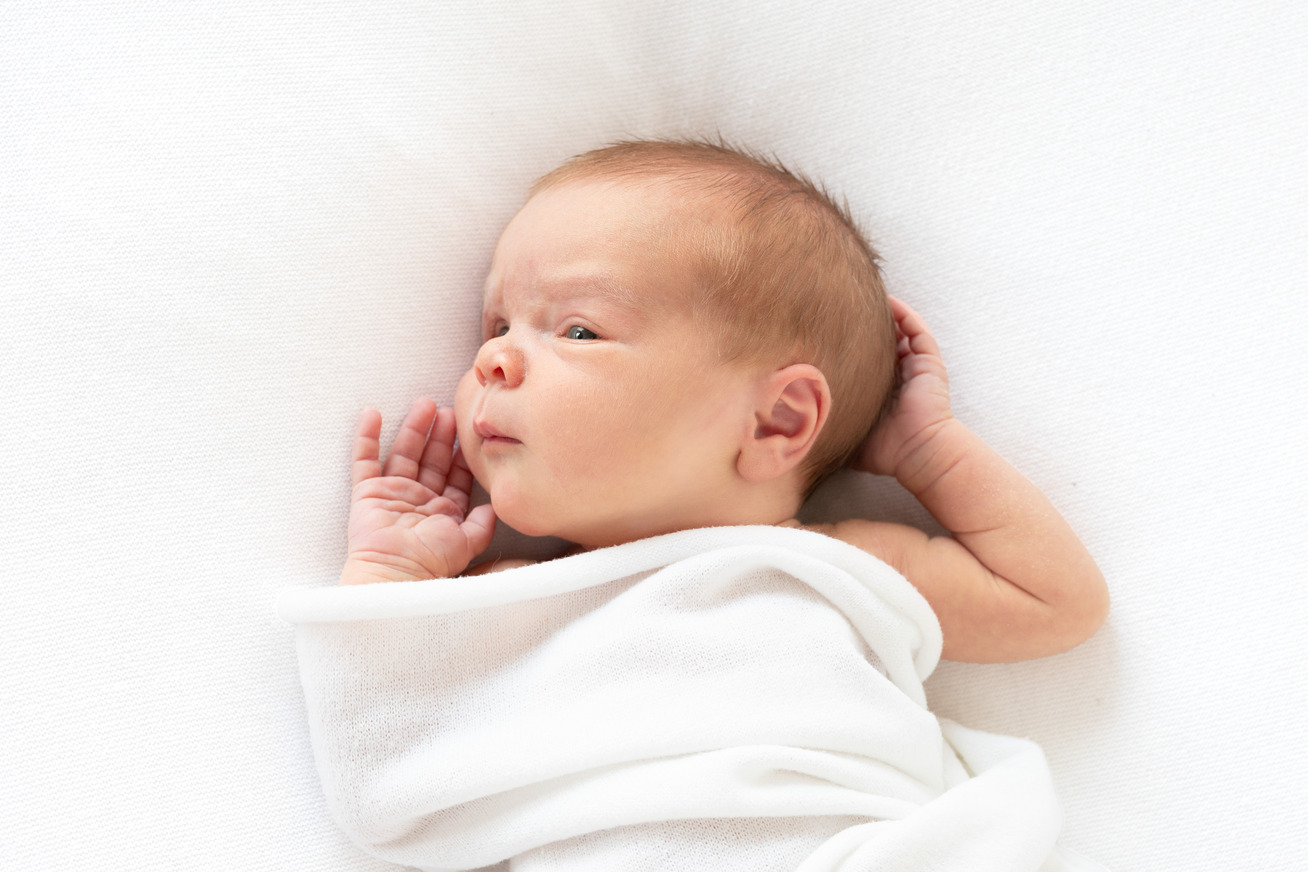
[338,398,495,585]
[852,298,954,480]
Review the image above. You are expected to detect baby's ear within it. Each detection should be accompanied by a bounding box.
[737,364,830,483]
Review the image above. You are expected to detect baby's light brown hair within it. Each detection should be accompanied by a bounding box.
[532,139,898,495]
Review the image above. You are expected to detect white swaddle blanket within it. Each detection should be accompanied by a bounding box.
[280,526,1104,871]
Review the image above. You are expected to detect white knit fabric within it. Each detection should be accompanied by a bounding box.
[280,526,1102,871]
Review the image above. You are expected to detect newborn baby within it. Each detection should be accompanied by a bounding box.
[297,139,1110,870]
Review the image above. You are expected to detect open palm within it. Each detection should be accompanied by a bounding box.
[340,398,496,585]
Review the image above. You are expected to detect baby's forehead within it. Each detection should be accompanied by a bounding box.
[482,265,640,308]
[484,180,716,307]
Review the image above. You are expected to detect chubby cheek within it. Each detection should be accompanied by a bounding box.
[453,370,483,473]
[454,369,478,430]
[537,400,663,511]
[542,379,643,464]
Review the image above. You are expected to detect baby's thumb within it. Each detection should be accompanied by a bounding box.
[463,503,497,553]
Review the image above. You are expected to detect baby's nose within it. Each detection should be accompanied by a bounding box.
[474,337,525,388]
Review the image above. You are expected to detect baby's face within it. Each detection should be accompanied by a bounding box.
[455,180,758,549]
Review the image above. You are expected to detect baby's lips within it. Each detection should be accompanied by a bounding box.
[473,418,520,443]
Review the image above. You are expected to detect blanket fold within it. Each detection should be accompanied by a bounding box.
[280,525,1102,871]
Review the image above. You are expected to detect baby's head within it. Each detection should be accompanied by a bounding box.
[455,140,896,548]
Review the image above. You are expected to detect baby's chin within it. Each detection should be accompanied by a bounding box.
[488,493,618,550]
[486,491,561,541]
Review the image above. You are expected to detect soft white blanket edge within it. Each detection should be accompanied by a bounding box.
[281,526,1105,871]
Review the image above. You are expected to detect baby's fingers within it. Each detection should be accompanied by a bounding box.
[382,398,439,480]
[416,406,458,494]
[439,446,477,516]
[888,297,941,359]
[349,408,384,487]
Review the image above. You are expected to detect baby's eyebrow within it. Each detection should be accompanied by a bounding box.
[540,272,641,311]
[483,266,650,319]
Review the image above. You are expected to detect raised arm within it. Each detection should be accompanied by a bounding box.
[830,299,1108,662]
[338,398,497,585]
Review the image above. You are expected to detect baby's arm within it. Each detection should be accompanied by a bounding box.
[820,299,1108,662]
[338,398,497,585]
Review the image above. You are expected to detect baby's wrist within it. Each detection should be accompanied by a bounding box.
[892,418,974,495]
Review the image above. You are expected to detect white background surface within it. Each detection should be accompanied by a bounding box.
[3,2,1305,869]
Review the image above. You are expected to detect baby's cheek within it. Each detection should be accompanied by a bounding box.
[452,372,483,475]
[453,370,478,429]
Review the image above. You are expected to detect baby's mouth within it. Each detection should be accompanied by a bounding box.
[473,419,521,445]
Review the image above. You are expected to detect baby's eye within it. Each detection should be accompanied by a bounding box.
[494,324,509,338]
[565,325,599,341]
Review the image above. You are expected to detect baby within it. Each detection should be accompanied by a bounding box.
[298,140,1111,869]
[337,139,1107,663]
